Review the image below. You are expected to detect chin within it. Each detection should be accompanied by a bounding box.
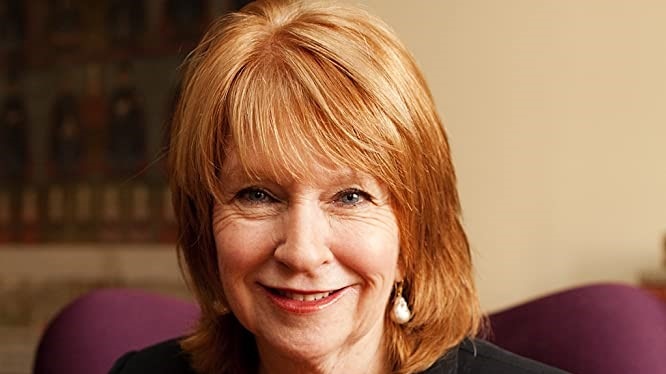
[259,329,350,363]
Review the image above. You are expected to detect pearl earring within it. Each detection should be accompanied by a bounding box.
[390,282,412,324]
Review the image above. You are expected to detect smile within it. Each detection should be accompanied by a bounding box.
[263,286,349,313]
[276,290,332,301]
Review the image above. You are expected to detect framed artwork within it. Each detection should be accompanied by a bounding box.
[0,0,247,244]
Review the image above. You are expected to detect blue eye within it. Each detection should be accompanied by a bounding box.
[248,190,267,201]
[341,191,360,204]
[335,189,370,207]
[237,188,273,204]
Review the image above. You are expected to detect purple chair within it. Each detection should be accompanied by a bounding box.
[487,283,666,374]
[33,284,666,374]
[33,288,199,374]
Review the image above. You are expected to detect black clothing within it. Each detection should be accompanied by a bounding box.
[109,338,569,374]
[427,339,570,374]
[110,339,196,374]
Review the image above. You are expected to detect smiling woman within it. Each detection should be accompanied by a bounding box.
[108,1,568,373]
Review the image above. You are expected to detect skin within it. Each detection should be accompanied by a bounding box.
[213,153,402,374]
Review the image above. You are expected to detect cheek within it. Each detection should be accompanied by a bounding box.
[214,215,278,281]
[332,215,400,280]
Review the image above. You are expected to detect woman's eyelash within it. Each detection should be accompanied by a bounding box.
[333,188,374,206]
[235,187,277,204]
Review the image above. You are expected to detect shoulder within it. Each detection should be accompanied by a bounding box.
[455,339,570,374]
[108,338,197,374]
[423,339,570,374]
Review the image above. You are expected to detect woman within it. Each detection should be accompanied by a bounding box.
[111,1,568,373]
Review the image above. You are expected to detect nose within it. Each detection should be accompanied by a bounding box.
[273,199,333,274]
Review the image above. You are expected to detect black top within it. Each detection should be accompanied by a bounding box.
[109,338,570,374]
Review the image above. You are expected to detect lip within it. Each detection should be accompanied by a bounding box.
[262,285,349,314]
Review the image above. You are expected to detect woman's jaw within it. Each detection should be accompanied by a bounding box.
[252,290,391,374]
[238,279,391,374]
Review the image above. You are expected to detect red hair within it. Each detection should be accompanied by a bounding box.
[169,1,481,373]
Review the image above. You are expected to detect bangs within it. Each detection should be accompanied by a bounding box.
[221,38,405,187]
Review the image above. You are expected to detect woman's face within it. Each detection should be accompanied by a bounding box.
[213,152,401,365]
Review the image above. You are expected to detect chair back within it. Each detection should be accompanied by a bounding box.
[488,283,666,374]
[33,288,199,374]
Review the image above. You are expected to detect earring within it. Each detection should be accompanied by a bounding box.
[391,282,412,324]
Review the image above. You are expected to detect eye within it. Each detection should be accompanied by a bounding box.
[341,191,361,204]
[236,187,276,205]
[334,188,372,207]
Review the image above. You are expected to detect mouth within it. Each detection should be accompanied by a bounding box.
[262,285,348,313]
[273,289,334,301]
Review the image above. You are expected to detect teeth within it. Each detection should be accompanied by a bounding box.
[280,291,332,301]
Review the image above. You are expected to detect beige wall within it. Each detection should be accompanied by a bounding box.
[361,0,666,310]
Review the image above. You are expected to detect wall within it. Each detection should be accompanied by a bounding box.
[361,0,666,310]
